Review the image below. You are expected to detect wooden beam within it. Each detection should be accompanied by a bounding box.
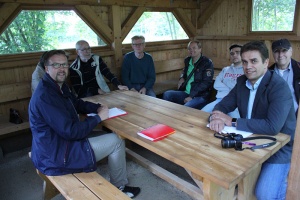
[0,3,20,34]
[173,8,196,38]
[286,105,300,200]
[111,5,123,68]
[126,148,203,200]
[195,35,300,42]
[294,0,300,36]
[197,0,224,29]
[121,7,145,41]
[0,0,200,9]
[75,5,113,44]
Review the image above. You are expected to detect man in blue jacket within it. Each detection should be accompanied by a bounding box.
[29,50,140,198]
[209,41,296,200]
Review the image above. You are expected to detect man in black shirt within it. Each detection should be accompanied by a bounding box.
[70,40,128,98]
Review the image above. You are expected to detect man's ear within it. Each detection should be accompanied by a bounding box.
[45,66,49,73]
[264,58,269,69]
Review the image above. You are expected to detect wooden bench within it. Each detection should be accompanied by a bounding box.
[153,58,183,95]
[0,81,31,139]
[28,153,130,200]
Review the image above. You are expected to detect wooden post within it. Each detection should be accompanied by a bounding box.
[286,105,300,199]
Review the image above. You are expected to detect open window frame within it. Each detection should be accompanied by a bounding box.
[248,0,300,36]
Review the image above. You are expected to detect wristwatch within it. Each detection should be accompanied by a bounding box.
[231,118,237,127]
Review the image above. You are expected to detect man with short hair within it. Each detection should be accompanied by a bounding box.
[201,44,243,117]
[163,40,214,109]
[269,38,300,115]
[209,41,295,200]
[31,51,48,94]
[29,50,140,198]
[70,40,128,98]
[121,35,156,97]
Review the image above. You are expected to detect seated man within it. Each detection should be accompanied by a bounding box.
[269,38,300,116]
[31,51,48,94]
[201,44,243,118]
[29,50,140,198]
[121,35,156,97]
[163,40,214,109]
[209,41,295,200]
[70,40,128,98]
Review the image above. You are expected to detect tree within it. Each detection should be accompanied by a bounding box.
[252,0,296,31]
[0,10,106,54]
[0,11,51,54]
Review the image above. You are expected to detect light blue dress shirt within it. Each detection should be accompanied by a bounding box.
[245,75,264,119]
[274,63,298,112]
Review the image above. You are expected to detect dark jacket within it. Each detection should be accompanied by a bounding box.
[180,55,214,98]
[70,55,121,96]
[214,70,296,164]
[269,58,300,113]
[29,73,102,175]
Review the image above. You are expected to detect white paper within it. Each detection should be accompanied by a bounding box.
[108,107,127,118]
[87,107,127,119]
[207,124,253,138]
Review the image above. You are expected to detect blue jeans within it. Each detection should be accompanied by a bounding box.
[131,84,156,97]
[255,162,290,200]
[163,90,207,109]
[201,98,240,118]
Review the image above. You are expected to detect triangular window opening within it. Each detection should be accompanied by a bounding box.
[0,10,105,55]
[123,12,188,44]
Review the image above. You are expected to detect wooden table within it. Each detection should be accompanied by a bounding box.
[84,90,290,200]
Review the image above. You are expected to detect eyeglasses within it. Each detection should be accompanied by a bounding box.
[48,63,69,69]
[132,43,144,46]
[230,51,240,56]
[78,47,91,52]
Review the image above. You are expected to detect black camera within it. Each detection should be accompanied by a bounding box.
[221,133,243,150]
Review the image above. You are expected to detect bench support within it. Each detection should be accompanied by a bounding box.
[36,170,60,200]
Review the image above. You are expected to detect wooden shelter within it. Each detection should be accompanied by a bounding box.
[0,0,299,199]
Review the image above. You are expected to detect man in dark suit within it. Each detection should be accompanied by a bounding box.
[209,41,296,200]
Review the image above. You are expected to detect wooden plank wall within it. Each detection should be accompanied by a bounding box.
[196,0,300,69]
[1,0,300,113]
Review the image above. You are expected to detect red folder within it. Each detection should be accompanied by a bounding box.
[137,124,175,142]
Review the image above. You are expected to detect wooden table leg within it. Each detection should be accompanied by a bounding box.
[202,178,235,200]
[238,164,261,200]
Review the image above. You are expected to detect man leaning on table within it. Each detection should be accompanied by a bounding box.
[29,50,140,199]
[121,35,156,97]
[208,41,296,200]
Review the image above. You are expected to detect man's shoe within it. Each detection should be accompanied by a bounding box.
[119,185,141,198]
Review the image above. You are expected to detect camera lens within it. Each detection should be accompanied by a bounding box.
[221,139,236,148]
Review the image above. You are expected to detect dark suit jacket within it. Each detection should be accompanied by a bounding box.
[214,70,296,163]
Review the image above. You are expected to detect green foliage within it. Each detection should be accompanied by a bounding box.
[252,0,296,31]
[123,12,188,43]
[0,10,105,55]
[0,11,49,54]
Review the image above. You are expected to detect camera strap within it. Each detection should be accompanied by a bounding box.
[242,136,277,151]
[214,133,277,151]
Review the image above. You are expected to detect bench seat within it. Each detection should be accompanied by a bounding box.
[29,153,130,200]
[154,79,178,95]
[0,111,30,138]
[0,81,31,138]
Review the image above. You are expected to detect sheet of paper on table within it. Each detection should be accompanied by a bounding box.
[207,124,253,138]
[87,107,127,119]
